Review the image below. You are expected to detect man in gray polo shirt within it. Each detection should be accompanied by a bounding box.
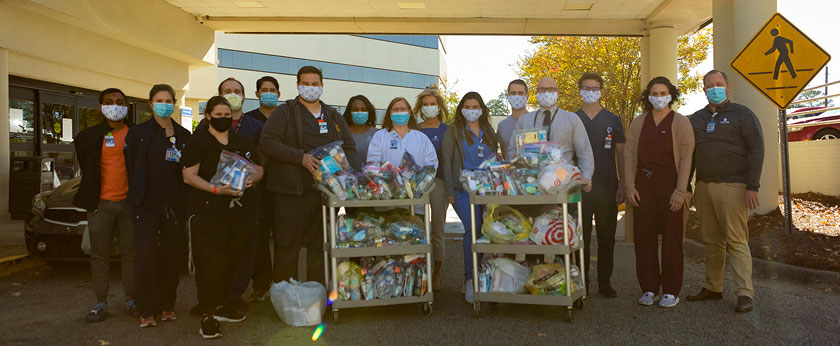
[497,79,530,157]
[507,76,594,192]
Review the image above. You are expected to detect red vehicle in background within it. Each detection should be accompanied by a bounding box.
[787,106,840,141]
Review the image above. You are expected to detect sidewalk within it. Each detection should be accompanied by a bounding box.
[0,215,25,259]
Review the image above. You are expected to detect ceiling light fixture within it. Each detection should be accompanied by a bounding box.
[563,2,593,11]
[398,2,426,9]
[233,1,264,8]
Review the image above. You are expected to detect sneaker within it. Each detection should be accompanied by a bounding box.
[85,303,108,323]
[638,292,656,306]
[139,315,157,328]
[247,290,268,303]
[124,299,138,317]
[199,315,222,339]
[159,310,176,322]
[659,294,679,308]
[465,280,474,304]
[598,284,618,298]
[213,307,246,323]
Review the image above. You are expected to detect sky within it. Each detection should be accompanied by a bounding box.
[442,0,840,115]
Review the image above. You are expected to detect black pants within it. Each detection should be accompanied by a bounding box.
[250,191,274,294]
[581,187,618,287]
[191,205,250,315]
[132,205,186,317]
[226,191,262,302]
[274,190,324,285]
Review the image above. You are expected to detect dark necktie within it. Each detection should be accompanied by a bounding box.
[543,110,553,139]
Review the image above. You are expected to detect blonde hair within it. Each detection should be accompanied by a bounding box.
[413,88,449,123]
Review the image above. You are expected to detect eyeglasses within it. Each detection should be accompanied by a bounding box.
[536,87,558,93]
[581,87,601,92]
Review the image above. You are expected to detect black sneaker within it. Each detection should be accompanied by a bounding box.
[599,284,618,298]
[85,303,108,323]
[199,315,222,339]
[213,307,246,323]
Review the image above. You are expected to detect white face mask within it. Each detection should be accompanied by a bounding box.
[462,108,482,123]
[507,95,527,111]
[648,95,672,111]
[101,105,128,121]
[536,92,558,108]
[421,105,439,119]
[298,85,323,102]
[223,93,243,112]
[580,90,601,104]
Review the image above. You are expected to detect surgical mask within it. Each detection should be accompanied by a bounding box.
[648,95,672,111]
[153,103,174,118]
[422,105,439,119]
[223,93,243,112]
[705,86,727,104]
[536,92,558,108]
[507,95,527,110]
[580,90,601,104]
[462,108,482,123]
[351,112,369,125]
[101,105,128,121]
[298,85,323,103]
[259,92,278,108]
[390,112,410,126]
[209,116,232,132]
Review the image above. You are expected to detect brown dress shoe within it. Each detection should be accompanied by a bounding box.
[686,288,723,301]
[736,296,753,313]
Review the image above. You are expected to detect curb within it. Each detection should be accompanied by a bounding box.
[683,239,840,286]
[0,254,44,277]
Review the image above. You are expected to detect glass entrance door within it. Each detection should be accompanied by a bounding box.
[39,91,76,182]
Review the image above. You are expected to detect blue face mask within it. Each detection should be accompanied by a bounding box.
[153,103,174,118]
[705,86,727,105]
[260,92,278,107]
[391,112,410,126]
[351,112,369,125]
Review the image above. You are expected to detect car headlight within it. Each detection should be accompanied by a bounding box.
[787,126,803,133]
[32,194,46,214]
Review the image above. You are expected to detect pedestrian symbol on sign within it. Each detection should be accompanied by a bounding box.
[765,28,796,80]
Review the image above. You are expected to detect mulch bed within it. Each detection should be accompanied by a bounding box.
[685,193,840,273]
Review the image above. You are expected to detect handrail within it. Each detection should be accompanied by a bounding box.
[801,80,840,92]
[789,92,840,105]
[787,117,840,129]
[786,106,840,118]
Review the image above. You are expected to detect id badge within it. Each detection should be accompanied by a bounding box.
[318,119,329,134]
[706,121,715,133]
[604,135,612,149]
[390,139,398,150]
[165,147,180,162]
[477,145,485,158]
[104,134,115,148]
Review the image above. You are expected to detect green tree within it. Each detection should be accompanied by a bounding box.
[429,75,461,124]
[791,89,835,108]
[486,91,510,116]
[517,27,712,129]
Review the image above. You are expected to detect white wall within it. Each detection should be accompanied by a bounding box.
[782,140,840,196]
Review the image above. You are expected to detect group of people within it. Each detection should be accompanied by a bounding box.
[74,64,764,340]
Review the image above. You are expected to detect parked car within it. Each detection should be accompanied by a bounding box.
[24,176,92,263]
[787,107,840,141]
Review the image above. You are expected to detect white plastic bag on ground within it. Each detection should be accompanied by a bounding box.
[489,258,530,293]
[270,279,327,326]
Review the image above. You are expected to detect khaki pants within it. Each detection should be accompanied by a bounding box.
[695,182,754,298]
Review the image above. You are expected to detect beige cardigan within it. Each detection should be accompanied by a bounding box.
[623,111,695,243]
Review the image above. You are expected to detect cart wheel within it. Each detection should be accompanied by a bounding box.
[332,311,339,323]
[573,298,585,310]
[473,302,481,318]
[565,308,573,322]
[421,302,433,316]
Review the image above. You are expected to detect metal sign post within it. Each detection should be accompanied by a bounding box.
[778,108,793,234]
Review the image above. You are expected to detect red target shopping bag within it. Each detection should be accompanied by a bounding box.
[529,208,578,247]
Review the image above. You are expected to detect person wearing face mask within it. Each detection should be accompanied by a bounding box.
[367,97,437,173]
[573,72,627,298]
[244,76,280,123]
[73,88,135,322]
[413,88,449,292]
[507,77,594,192]
[496,79,530,156]
[685,70,764,313]
[260,66,356,286]
[624,76,694,308]
[441,92,500,304]
[124,84,191,328]
[182,96,264,339]
[342,95,379,171]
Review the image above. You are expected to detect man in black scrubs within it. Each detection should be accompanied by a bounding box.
[574,72,626,298]
[259,66,356,285]
[245,76,280,123]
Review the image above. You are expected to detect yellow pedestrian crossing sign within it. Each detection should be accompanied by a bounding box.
[730,13,831,110]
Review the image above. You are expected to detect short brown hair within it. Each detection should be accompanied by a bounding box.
[577,72,604,89]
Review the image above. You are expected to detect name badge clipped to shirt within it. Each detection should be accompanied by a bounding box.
[389,139,399,150]
[165,136,181,163]
[477,145,485,158]
[318,116,329,134]
[104,133,115,148]
[706,121,715,134]
[604,127,613,150]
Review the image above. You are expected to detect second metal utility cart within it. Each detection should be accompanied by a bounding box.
[318,185,435,322]
[469,191,586,322]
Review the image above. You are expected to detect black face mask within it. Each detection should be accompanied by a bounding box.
[209,116,232,132]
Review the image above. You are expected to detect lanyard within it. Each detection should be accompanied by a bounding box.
[534,108,559,138]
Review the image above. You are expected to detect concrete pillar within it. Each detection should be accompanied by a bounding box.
[640,35,651,91]
[648,25,678,83]
[0,48,9,216]
[713,0,778,215]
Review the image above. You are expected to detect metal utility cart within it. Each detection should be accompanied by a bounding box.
[318,185,435,322]
[469,191,586,322]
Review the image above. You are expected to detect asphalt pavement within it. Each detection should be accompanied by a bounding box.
[1,232,839,346]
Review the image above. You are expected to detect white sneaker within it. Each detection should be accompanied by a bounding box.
[659,294,679,308]
[638,292,656,306]
[465,280,474,303]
